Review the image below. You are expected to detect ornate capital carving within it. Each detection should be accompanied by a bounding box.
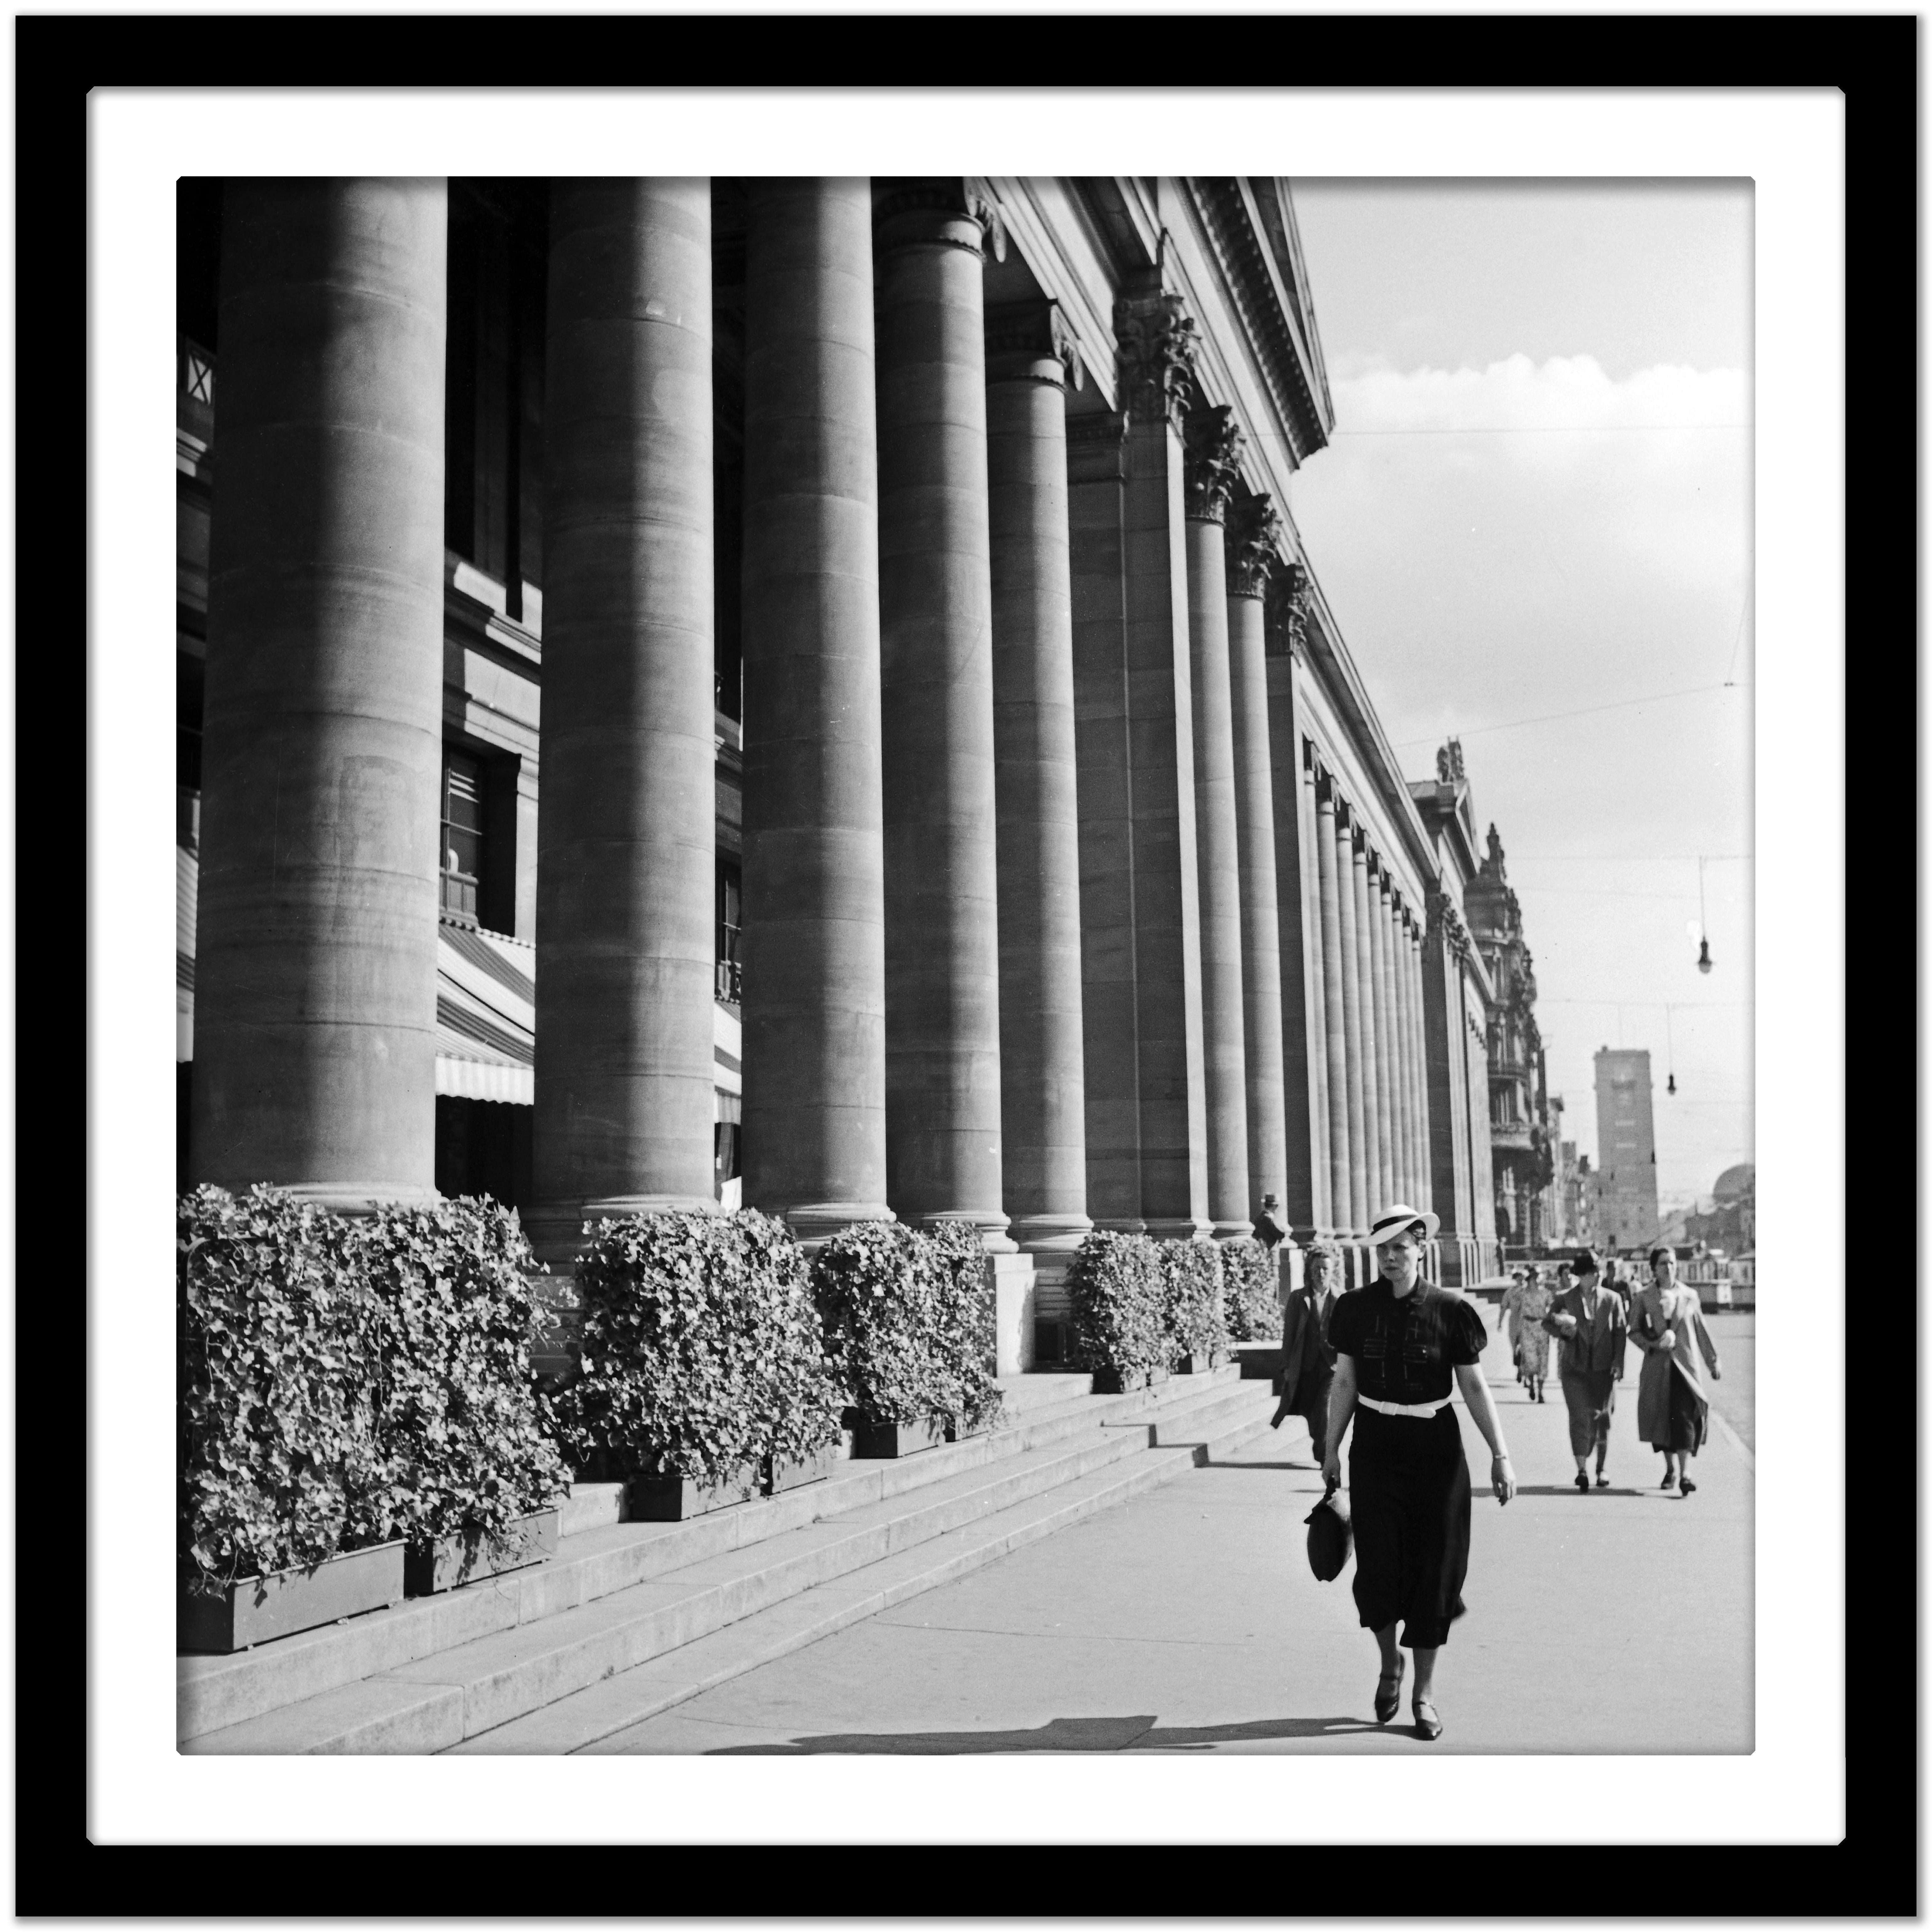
[1426,888,1473,965]
[984,298,1084,391]
[1183,404,1244,523]
[1113,290,1199,428]
[874,177,1008,263]
[1225,492,1284,598]
[1435,736,1467,786]
[1266,560,1312,660]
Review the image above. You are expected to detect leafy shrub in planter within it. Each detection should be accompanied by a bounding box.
[1064,1230,1165,1390]
[1158,1238,1229,1367]
[1220,1237,1282,1342]
[178,1185,385,1595]
[359,1197,569,1556]
[548,1209,842,1490]
[812,1219,1003,1433]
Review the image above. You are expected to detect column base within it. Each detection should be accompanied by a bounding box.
[1090,1216,1148,1236]
[1209,1219,1255,1244]
[913,1209,1016,1254]
[268,1180,443,1217]
[1008,1212,1094,1256]
[525,1194,719,1268]
[782,1201,898,1250]
[1143,1217,1214,1243]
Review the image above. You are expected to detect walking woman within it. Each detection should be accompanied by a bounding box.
[1544,1248,1627,1490]
[1322,1204,1514,1742]
[1506,1266,1554,1402]
[1631,1243,1723,1494]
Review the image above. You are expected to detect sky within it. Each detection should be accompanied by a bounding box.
[1285,180,1753,1207]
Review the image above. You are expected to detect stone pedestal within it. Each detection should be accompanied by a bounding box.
[530,179,718,1261]
[989,1251,1039,1377]
[191,178,448,1209]
[739,178,893,1240]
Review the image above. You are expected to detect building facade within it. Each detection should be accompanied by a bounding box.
[176,175,1509,1362]
[1593,1047,1662,1251]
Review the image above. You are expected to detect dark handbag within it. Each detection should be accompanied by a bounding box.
[1304,1479,1352,1582]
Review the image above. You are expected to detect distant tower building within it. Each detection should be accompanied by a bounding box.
[1594,1048,1660,1250]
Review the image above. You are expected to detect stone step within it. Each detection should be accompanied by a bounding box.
[559,1481,626,1539]
[177,1366,1251,1746]
[180,1424,1149,1755]
[991,1370,1094,1415]
[1139,1379,1275,1447]
[458,1397,1289,1755]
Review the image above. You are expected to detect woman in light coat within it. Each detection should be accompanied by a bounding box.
[1630,1243,1723,1494]
[1502,1268,1553,1402]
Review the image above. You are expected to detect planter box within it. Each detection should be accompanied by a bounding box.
[1172,1351,1215,1375]
[625,1463,763,1522]
[1089,1365,1162,1397]
[178,1538,406,1655]
[766,1443,845,1494]
[851,1414,948,1460]
[403,1508,560,1597]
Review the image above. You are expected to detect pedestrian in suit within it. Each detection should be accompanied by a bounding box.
[1543,1248,1627,1491]
[1270,1239,1343,1463]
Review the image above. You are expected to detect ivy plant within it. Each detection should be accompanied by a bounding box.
[1158,1238,1229,1368]
[1064,1230,1166,1390]
[1219,1237,1283,1342]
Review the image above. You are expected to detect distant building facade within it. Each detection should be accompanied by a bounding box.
[1593,1047,1661,1250]
[1685,1161,1755,1255]
[1464,822,1557,1255]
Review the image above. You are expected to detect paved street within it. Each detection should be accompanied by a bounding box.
[581,1310,1754,1755]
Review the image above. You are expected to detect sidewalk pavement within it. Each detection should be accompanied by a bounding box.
[574,1315,1752,1755]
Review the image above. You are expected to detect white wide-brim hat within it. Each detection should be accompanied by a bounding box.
[1367,1204,1441,1246]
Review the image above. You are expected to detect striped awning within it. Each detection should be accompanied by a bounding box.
[177,843,741,1109]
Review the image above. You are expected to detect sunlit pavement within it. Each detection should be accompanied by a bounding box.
[581,1312,1754,1756]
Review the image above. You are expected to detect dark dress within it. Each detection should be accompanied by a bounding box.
[1328,1280,1490,1650]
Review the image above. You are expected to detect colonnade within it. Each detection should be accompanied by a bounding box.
[188,174,1441,1287]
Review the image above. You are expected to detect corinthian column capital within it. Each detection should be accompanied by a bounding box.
[985,297,1086,391]
[1226,492,1284,599]
[1113,289,1199,428]
[1183,404,1245,523]
[873,177,1008,262]
[1265,559,1312,660]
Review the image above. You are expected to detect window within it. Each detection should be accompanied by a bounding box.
[442,750,484,923]
[716,859,742,1003]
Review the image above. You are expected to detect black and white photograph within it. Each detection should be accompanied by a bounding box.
[70,69,1859,1861]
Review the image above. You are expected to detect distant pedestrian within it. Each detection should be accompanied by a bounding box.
[1271,1239,1342,1464]
[1544,1248,1627,1490]
[1604,1259,1634,1314]
[1631,1244,1723,1495]
[1323,1205,1514,1743]
[1503,1268,1553,1401]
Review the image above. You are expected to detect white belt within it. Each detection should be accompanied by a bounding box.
[1358,1395,1451,1418]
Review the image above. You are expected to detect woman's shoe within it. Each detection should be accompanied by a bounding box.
[1574,1472,1590,1493]
[1595,1474,1610,1488]
[1660,1473,1676,1489]
[1373,1659,1405,1724]
[1412,1696,1443,1741]
[1679,1475,1697,1496]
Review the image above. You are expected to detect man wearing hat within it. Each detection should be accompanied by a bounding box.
[1271,1237,1343,1464]
[1542,1247,1628,1491]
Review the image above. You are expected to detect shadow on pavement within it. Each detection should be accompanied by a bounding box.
[1510,1483,1650,1497]
[704,1712,1388,1755]
[1204,1460,1324,1474]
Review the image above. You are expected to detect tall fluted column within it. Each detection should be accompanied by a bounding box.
[1184,406,1251,1239]
[1389,894,1415,1206]
[192,179,447,1208]
[1227,498,1290,1230]
[1407,922,1433,1212]
[1314,781,1354,1232]
[986,299,1090,1255]
[1352,835,1386,1216]
[1116,286,1210,1240]
[875,180,1007,1243]
[532,180,717,1256]
[1335,809,1370,1233]
[1369,867,1398,1211]
[740,178,892,1241]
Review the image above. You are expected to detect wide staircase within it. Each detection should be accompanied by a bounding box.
[179,1364,1287,1755]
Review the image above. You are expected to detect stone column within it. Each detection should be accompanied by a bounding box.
[1334,808,1370,1235]
[1226,498,1291,1230]
[1066,410,1143,1231]
[531,179,718,1257]
[1409,923,1434,1213]
[1421,892,1466,1277]
[875,180,1008,1244]
[985,298,1091,1260]
[1313,779,1354,1233]
[192,179,447,1209]
[1369,868,1397,1212]
[1184,406,1251,1240]
[1350,831,1385,1218]
[1391,896,1416,1207]
[739,178,892,1242]
[1116,287,1210,1241]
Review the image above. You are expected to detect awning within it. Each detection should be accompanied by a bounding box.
[177,845,740,1109]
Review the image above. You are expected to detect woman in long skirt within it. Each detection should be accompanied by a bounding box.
[1323,1205,1515,1742]
[1510,1268,1554,1402]
[1631,1243,1723,1495]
